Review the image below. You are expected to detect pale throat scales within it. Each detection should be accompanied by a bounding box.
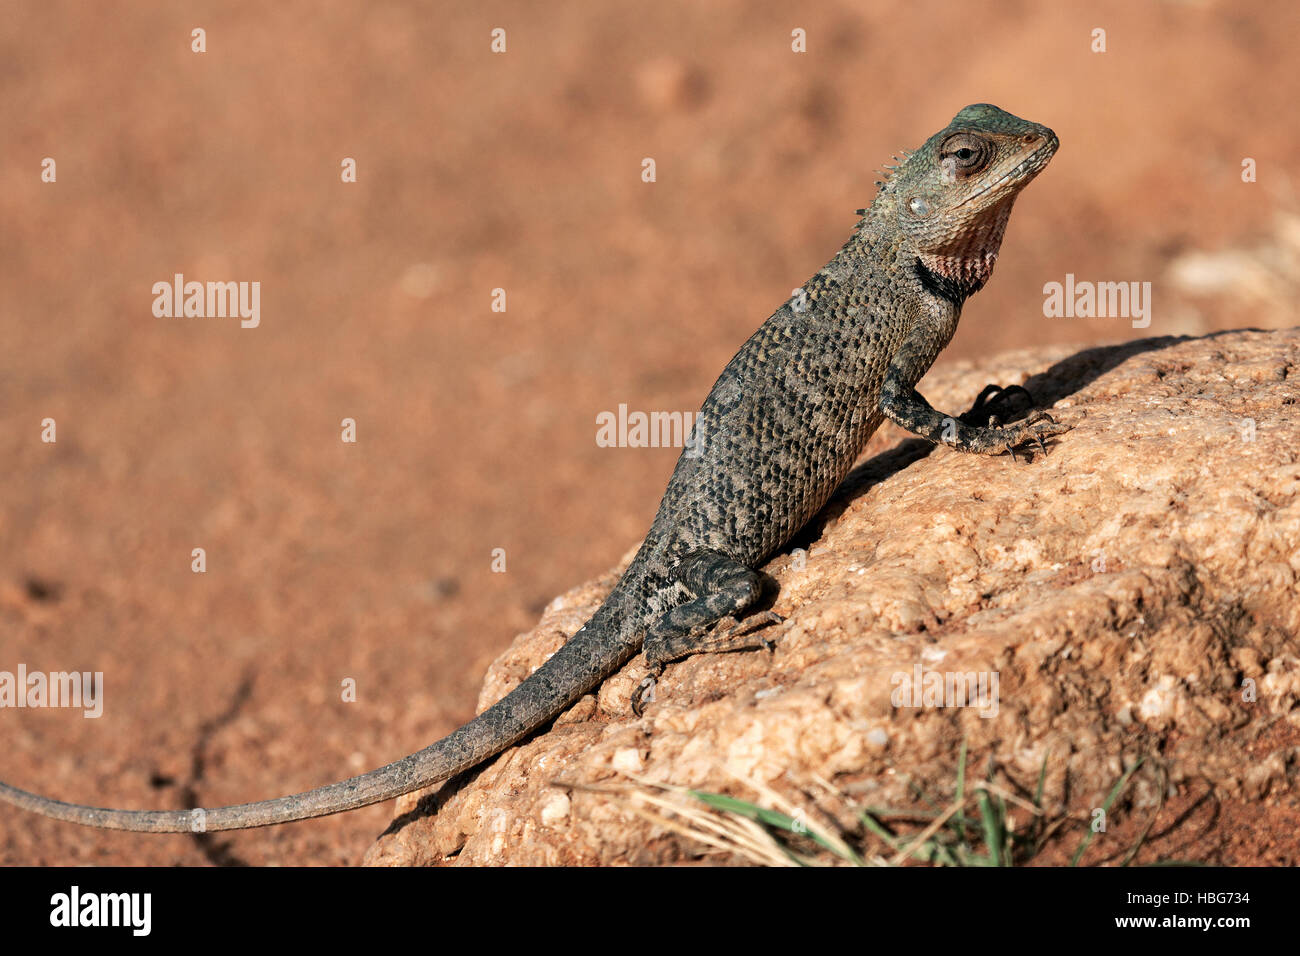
[916,194,1016,297]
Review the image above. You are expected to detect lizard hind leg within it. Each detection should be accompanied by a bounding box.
[633,552,781,715]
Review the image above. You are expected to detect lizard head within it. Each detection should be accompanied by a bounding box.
[882,103,1058,298]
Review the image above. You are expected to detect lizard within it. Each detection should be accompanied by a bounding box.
[0,103,1065,833]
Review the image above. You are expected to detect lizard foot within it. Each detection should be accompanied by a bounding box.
[646,610,784,668]
[996,410,1072,462]
[952,384,1071,461]
[633,611,784,715]
[697,610,785,655]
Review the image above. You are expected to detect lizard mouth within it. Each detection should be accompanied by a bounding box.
[955,135,1058,210]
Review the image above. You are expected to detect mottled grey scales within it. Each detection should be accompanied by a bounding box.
[0,104,1065,832]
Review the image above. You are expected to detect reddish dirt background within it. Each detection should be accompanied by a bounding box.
[1,1,1296,865]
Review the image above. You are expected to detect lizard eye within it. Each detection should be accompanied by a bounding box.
[940,133,991,174]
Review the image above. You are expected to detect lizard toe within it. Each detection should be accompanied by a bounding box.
[631,675,658,717]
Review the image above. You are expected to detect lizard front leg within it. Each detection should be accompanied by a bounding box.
[879,341,1069,459]
[632,552,781,715]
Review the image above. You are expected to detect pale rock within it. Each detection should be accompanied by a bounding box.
[366,330,1300,866]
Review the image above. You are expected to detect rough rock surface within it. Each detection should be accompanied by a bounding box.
[365,329,1300,866]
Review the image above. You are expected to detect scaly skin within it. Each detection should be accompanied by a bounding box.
[0,103,1065,832]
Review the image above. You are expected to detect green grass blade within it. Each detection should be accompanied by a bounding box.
[1070,756,1145,867]
[977,790,1005,867]
[690,790,862,864]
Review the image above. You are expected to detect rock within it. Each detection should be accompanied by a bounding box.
[364,329,1300,866]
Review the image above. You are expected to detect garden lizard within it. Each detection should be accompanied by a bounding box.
[0,103,1065,831]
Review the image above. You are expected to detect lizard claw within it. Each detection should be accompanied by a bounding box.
[727,610,784,640]
[1001,410,1071,460]
[633,610,783,715]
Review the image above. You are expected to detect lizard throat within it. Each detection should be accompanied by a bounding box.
[915,197,1015,299]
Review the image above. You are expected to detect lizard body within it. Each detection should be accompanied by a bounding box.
[0,104,1063,832]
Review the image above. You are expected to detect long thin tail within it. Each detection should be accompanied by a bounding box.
[0,602,643,832]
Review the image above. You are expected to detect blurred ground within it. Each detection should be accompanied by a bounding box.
[0,0,1296,865]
